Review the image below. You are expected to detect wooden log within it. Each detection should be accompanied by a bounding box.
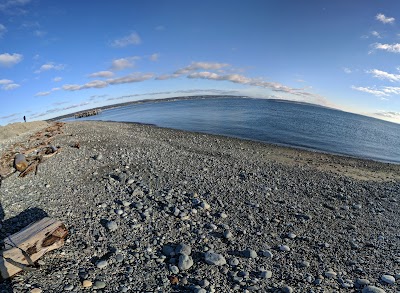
[14,154,28,172]
[0,217,67,279]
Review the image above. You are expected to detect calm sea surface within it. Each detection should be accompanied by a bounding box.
[65,97,400,164]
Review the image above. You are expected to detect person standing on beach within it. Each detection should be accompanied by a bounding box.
[23,116,26,122]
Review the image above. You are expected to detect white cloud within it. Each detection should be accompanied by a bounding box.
[88,71,114,78]
[0,79,20,90]
[35,87,60,96]
[374,111,400,119]
[382,86,400,95]
[371,31,381,38]
[0,79,12,85]
[149,53,159,61]
[110,57,139,71]
[373,43,400,53]
[367,69,400,82]
[0,0,32,14]
[351,85,389,97]
[111,32,141,48]
[107,73,153,85]
[63,80,108,91]
[35,62,65,73]
[0,53,23,67]
[155,73,181,80]
[343,67,352,74]
[3,83,20,90]
[57,73,153,93]
[175,62,230,75]
[53,76,62,82]
[0,24,7,37]
[376,13,395,24]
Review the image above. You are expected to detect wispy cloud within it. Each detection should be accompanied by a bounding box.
[35,87,60,96]
[354,85,400,97]
[371,31,382,38]
[35,62,65,73]
[59,73,153,92]
[88,71,114,78]
[53,76,62,82]
[0,53,23,67]
[110,57,140,71]
[155,73,181,80]
[111,32,141,48]
[367,69,400,82]
[343,67,352,74]
[376,13,395,24]
[0,0,32,15]
[0,113,19,120]
[0,79,20,90]
[373,43,400,53]
[373,111,400,120]
[0,24,7,37]
[175,62,230,75]
[155,25,165,31]
[149,53,159,61]
[351,85,389,97]
[34,30,46,37]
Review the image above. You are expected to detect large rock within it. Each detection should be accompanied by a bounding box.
[204,252,226,266]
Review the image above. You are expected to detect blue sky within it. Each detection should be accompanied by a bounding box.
[1,0,400,125]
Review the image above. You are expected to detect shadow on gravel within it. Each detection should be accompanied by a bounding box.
[0,204,48,293]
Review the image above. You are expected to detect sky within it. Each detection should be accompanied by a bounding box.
[1,0,400,125]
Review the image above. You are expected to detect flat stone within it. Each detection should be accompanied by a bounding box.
[178,254,193,270]
[223,230,233,239]
[204,252,226,266]
[357,278,370,285]
[362,286,387,293]
[381,274,395,284]
[30,289,42,293]
[260,270,272,279]
[63,284,74,291]
[325,269,337,278]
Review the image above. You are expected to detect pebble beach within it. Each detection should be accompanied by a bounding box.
[0,121,399,292]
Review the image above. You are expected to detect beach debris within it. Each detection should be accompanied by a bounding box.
[169,275,179,285]
[72,141,80,149]
[14,154,28,172]
[0,122,64,182]
[0,217,68,279]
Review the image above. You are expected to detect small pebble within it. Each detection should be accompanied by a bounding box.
[30,289,42,293]
[178,254,194,270]
[106,221,118,232]
[362,286,387,293]
[94,281,106,289]
[262,250,273,258]
[96,260,108,269]
[82,280,92,288]
[279,245,290,252]
[63,284,74,291]
[281,285,293,293]
[243,249,257,258]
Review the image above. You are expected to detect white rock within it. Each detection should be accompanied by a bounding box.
[381,274,395,285]
[324,269,337,278]
[279,245,290,252]
[106,221,118,232]
[96,260,108,269]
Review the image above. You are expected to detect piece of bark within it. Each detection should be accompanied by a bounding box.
[14,154,28,172]
[0,217,67,279]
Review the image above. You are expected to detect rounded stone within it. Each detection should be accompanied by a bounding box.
[176,243,191,256]
[82,280,92,288]
[178,254,194,270]
[362,286,387,293]
[381,274,395,284]
[30,289,42,293]
[260,270,272,279]
[96,260,108,269]
[229,258,239,266]
[281,285,293,293]
[106,221,118,232]
[279,245,290,252]
[63,284,74,291]
[94,281,106,289]
[262,250,274,258]
[325,270,337,278]
[243,249,258,258]
[357,278,370,285]
[223,230,233,239]
[204,252,226,266]
[169,265,179,274]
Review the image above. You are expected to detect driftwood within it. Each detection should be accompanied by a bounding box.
[0,217,67,279]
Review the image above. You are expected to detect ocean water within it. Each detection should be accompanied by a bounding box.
[66,97,400,164]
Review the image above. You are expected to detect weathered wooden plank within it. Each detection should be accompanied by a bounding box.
[0,217,67,279]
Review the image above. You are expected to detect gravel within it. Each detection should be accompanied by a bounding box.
[0,120,399,292]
